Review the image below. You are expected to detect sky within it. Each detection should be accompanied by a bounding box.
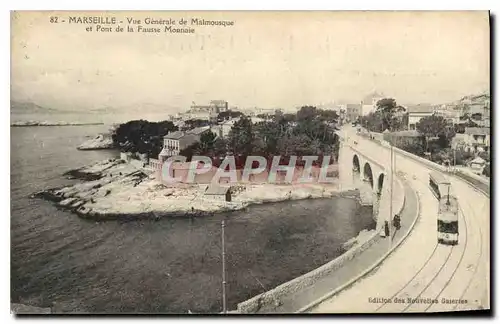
[11,11,490,113]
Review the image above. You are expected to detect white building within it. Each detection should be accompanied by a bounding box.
[469,156,486,175]
[361,92,385,116]
[407,104,436,130]
[434,108,461,125]
[159,131,186,158]
[463,127,490,152]
[158,126,213,160]
[218,118,240,138]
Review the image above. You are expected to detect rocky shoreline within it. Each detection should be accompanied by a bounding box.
[77,134,114,150]
[32,158,359,221]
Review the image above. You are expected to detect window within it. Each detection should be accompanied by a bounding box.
[438,220,458,234]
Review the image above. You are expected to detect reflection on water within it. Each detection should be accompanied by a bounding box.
[11,125,375,313]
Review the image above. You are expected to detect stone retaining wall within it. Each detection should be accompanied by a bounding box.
[236,230,382,313]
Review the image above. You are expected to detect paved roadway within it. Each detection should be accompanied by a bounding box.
[309,126,490,313]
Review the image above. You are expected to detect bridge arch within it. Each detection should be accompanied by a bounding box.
[363,162,374,188]
[353,155,360,173]
[377,173,385,196]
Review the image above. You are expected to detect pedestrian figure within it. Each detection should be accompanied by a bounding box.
[384,220,390,237]
[393,214,401,230]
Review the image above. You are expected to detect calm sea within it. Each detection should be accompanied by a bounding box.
[10,125,375,314]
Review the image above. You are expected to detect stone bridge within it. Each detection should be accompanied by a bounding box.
[337,136,403,235]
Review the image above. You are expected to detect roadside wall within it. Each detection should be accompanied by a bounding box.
[236,231,382,313]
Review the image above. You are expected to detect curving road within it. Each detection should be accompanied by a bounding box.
[309,126,490,313]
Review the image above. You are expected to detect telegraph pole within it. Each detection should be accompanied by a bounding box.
[453,148,456,172]
[221,220,227,314]
[388,119,394,246]
[389,141,393,246]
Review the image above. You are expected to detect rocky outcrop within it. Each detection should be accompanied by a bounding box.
[32,159,351,221]
[77,134,114,150]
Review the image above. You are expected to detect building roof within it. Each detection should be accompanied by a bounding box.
[464,127,490,136]
[251,117,265,124]
[221,118,240,126]
[434,109,461,118]
[205,184,231,195]
[388,130,421,137]
[346,103,361,109]
[164,131,185,140]
[474,119,490,128]
[179,134,200,147]
[407,104,435,113]
[470,156,486,164]
[187,126,211,135]
[210,100,227,105]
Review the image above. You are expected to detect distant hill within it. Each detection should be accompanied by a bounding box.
[11,100,182,116]
[10,101,59,114]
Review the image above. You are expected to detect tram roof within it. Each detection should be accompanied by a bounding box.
[429,171,450,184]
[439,196,459,218]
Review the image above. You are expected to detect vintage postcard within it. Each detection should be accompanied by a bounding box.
[10,11,490,314]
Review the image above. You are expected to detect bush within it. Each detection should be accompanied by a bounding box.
[430,148,452,165]
[478,151,490,162]
[483,163,490,177]
[454,150,475,166]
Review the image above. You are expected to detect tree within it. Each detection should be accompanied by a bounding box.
[375,98,402,131]
[459,113,471,121]
[359,112,384,132]
[112,119,178,157]
[195,131,217,155]
[276,113,296,124]
[478,151,490,163]
[296,106,318,121]
[416,115,452,153]
[213,138,228,156]
[181,119,210,131]
[227,116,254,157]
[471,113,483,121]
[217,110,243,122]
[253,120,283,155]
[277,133,321,156]
[453,149,474,166]
[317,109,339,124]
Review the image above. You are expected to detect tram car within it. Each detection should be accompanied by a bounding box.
[429,171,451,200]
[429,172,459,245]
[437,193,459,245]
